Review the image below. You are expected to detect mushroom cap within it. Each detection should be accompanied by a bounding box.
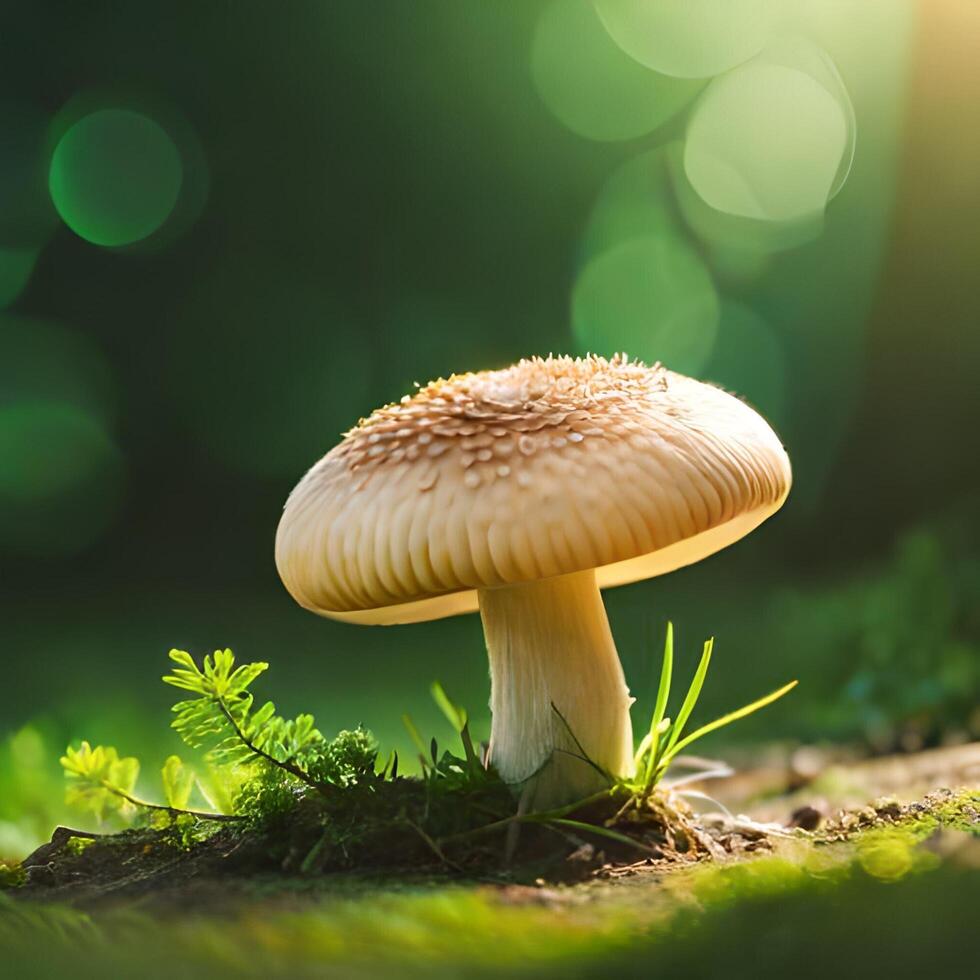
[276,355,791,624]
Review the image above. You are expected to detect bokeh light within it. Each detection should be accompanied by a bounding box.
[571,234,719,374]
[0,315,116,425]
[684,56,850,223]
[123,106,210,252]
[669,140,825,257]
[49,109,183,247]
[705,242,771,285]
[531,0,703,142]
[170,271,373,479]
[762,35,856,203]
[0,315,121,556]
[593,0,777,79]
[0,248,39,308]
[704,301,787,426]
[578,148,679,263]
[0,401,124,556]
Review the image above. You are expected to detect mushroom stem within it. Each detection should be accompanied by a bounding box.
[479,569,634,809]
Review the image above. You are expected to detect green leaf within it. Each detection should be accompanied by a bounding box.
[195,765,241,815]
[662,637,713,757]
[430,681,467,733]
[161,755,195,810]
[643,622,674,780]
[110,754,139,797]
[662,679,799,764]
[163,650,209,694]
[250,701,276,729]
[60,742,140,823]
[430,681,481,773]
[167,649,198,671]
[401,713,428,765]
[227,662,268,694]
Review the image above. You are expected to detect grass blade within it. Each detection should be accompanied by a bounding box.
[430,681,467,733]
[430,681,479,772]
[543,818,661,857]
[662,680,798,765]
[662,637,713,756]
[645,622,674,777]
[632,731,653,770]
[401,713,430,772]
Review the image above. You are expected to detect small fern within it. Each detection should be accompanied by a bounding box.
[164,649,326,783]
[60,742,140,822]
[59,741,234,824]
[60,649,388,830]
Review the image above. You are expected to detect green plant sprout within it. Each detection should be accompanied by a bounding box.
[627,623,798,802]
[56,627,796,867]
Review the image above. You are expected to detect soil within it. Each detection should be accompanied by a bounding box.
[10,743,979,914]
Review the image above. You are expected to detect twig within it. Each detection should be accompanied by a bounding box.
[102,782,241,822]
[437,787,616,847]
[610,792,639,823]
[402,818,463,872]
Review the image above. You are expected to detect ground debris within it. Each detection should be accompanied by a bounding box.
[818,788,979,842]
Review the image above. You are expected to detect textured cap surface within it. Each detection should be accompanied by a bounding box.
[276,355,791,624]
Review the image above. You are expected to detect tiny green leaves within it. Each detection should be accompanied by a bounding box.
[314,728,379,788]
[0,859,26,889]
[161,755,195,810]
[163,648,268,698]
[60,742,237,823]
[60,741,140,822]
[165,648,327,780]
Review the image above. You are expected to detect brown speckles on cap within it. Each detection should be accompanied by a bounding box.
[518,435,537,456]
[334,353,664,483]
[276,354,791,625]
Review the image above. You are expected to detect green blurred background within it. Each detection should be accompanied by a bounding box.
[2,1,979,856]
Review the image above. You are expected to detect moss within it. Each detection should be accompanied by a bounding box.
[0,860,26,890]
[2,804,979,980]
[64,836,96,857]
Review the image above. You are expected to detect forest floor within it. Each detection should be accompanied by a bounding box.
[2,742,978,979]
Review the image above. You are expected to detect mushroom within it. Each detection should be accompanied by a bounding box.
[275,355,791,807]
